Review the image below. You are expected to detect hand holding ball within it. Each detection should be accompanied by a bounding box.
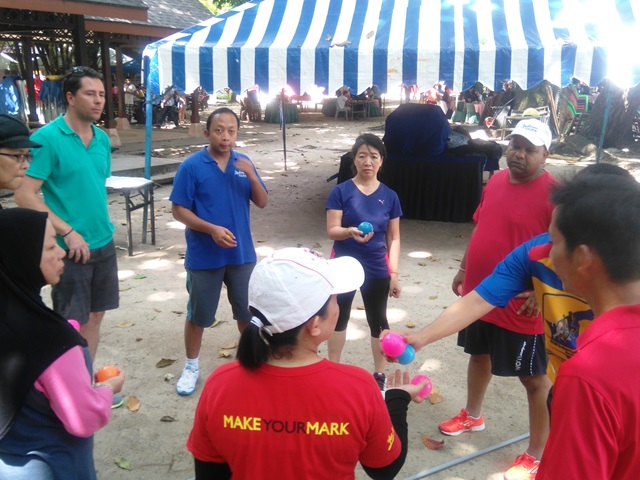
[358,221,373,236]
[411,374,433,399]
[96,365,119,382]
[381,333,406,357]
[381,333,415,365]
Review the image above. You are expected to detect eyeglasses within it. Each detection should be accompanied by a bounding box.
[0,152,32,164]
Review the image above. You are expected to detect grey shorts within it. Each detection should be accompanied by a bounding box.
[186,263,255,328]
[457,320,548,377]
[51,240,119,325]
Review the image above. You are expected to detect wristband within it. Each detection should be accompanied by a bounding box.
[95,382,113,393]
[62,227,74,237]
[458,267,466,273]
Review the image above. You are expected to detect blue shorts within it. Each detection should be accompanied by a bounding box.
[51,240,119,324]
[457,320,548,377]
[186,263,255,328]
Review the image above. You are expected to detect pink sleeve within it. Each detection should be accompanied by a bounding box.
[34,347,112,438]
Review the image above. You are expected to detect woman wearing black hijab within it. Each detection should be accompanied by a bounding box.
[0,208,125,479]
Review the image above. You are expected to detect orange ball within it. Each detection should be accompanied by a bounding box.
[96,365,119,382]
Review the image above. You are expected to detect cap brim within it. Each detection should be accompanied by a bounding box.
[0,139,42,149]
[506,130,545,147]
[326,256,365,294]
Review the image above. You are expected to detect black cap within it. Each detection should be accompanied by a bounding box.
[0,114,42,149]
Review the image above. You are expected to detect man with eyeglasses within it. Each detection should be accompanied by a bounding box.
[14,67,120,391]
[0,114,41,197]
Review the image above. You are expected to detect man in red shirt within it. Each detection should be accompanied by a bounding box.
[537,172,640,479]
[443,119,557,480]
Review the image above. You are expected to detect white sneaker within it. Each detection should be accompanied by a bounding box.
[176,365,199,396]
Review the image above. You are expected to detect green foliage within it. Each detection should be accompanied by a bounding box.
[199,0,249,15]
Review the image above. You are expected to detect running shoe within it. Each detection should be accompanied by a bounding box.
[504,452,539,480]
[373,372,387,392]
[438,408,485,436]
[176,365,200,396]
[111,394,124,409]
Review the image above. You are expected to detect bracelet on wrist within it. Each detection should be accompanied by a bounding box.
[458,267,466,273]
[95,382,113,393]
[62,227,74,237]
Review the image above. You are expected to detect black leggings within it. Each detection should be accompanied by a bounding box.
[335,276,390,337]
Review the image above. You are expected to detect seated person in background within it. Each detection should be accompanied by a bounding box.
[364,85,382,109]
[335,85,351,101]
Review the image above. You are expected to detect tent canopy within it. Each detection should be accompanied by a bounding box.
[143,0,640,97]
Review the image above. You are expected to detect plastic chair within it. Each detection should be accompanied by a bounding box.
[335,98,351,120]
[465,103,479,124]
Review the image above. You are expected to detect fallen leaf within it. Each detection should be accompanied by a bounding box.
[428,387,443,405]
[218,351,232,358]
[136,338,143,342]
[153,308,162,313]
[160,415,176,422]
[421,434,445,450]
[406,322,416,328]
[132,274,147,279]
[164,373,175,381]
[171,310,184,315]
[156,358,177,368]
[222,341,237,349]
[116,321,133,327]
[428,295,438,300]
[356,305,365,310]
[115,246,127,251]
[418,262,427,267]
[127,395,141,412]
[114,457,131,470]
[118,287,131,292]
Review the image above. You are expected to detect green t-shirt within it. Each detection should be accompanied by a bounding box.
[28,115,114,249]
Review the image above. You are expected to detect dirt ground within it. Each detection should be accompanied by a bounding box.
[22,109,637,479]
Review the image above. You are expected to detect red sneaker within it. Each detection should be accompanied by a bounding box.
[504,452,539,480]
[438,408,485,436]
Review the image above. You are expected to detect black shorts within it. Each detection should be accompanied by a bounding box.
[457,320,548,377]
[51,241,119,324]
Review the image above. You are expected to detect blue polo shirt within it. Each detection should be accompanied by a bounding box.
[170,148,266,270]
[326,180,402,279]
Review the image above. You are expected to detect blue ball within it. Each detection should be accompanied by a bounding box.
[358,221,373,235]
[397,344,415,365]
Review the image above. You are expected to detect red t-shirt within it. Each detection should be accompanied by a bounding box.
[187,359,400,479]
[463,169,556,334]
[538,305,640,479]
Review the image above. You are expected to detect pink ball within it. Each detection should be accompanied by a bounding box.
[68,319,80,331]
[381,333,406,357]
[411,374,433,399]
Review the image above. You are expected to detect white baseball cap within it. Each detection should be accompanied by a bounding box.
[507,118,552,150]
[249,248,365,335]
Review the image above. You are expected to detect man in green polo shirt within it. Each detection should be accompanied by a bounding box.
[15,67,119,371]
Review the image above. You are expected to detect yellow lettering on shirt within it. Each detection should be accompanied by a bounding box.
[387,429,396,451]
[306,421,350,435]
[223,415,262,431]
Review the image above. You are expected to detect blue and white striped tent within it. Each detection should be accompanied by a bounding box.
[143,0,639,97]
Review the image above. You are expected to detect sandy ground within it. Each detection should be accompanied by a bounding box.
[22,110,602,479]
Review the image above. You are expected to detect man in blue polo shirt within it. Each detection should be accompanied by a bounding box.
[170,107,268,396]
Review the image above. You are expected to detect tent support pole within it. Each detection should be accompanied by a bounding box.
[401,432,530,479]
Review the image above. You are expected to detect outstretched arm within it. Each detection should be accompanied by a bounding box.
[404,291,494,351]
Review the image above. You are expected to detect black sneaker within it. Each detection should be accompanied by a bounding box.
[373,372,387,393]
